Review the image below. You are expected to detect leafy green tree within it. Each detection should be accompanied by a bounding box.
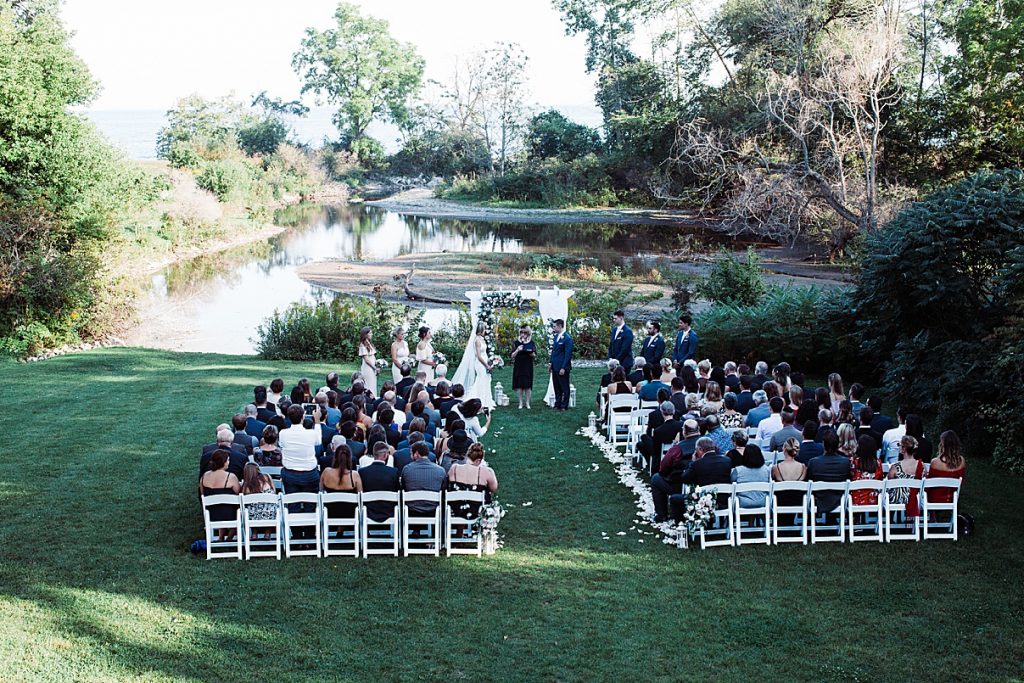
[390,129,491,178]
[292,2,424,145]
[156,94,242,166]
[526,110,601,161]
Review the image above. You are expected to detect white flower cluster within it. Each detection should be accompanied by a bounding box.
[572,317,601,333]
[488,355,505,370]
[479,500,507,554]
[478,291,524,355]
[432,351,447,365]
[679,488,717,538]
[577,426,688,548]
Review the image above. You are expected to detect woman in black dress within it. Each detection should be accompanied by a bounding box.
[510,325,536,409]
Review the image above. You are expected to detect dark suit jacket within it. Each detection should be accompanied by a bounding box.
[395,378,415,400]
[627,369,644,385]
[680,452,732,487]
[244,417,266,441]
[550,333,573,372]
[439,398,462,422]
[641,334,666,366]
[807,453,851,512]
[734,391,755,415]
[651,419,682,447]
[232,431,255,455]
[796,440,824,464]
[199,443,248,479]
[384,426,402,448]
[856,426,882,450]
[645,408,665,437]
[750,374,768,392]
[255,406,277,424]
[672,329,698,363]
[870,414,894,437]
[608,326,635,369]
[358,461,400,522]
[669,392,688,419]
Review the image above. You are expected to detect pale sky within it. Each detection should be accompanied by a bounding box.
[62,0,599,112]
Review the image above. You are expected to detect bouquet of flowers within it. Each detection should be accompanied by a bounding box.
[680,487,718,539]
[488,355,505,370]
[478,500,506,555]
[374,358,390,372]
[432,351,447,365]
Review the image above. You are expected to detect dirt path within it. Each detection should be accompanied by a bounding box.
[368,188,709,227]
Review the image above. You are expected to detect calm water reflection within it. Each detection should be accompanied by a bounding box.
[139,204,712,355]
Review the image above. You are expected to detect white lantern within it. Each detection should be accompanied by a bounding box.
[588,411,597,430]
[569,384,577,408]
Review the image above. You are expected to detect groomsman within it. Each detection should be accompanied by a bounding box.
[607,310,634,370]
[672,314,698,366]
[640,320,665,366]
[549,319,573,411]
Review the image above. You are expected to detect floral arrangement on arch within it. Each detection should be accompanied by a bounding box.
[477,291,524,355]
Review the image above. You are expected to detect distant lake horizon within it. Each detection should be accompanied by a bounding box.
[84,104,603,161]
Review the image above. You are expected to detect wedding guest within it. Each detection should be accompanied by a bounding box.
[722,362,741,393]
[607,367,633,397]
[241,463,277,523]
[640,320,665,367]
[391,327,410,384]
[200,428,248,478]
[639,402,681,472]
[696,359,712,393]
[199,450,241,540]
[756,397,785,441]
[431,364,449,387]
[850,435,883,507]
[447,442,498,519]
[511,325,536,409]
[795,398,818,428]
[700,381,724,413]
[732,444,770,509]
[797,421,824,464]
[726,428,752,467]
[253,386,278,423]
[393,432,430,472]
[772,437,807,485]
[815,409,835,442]
[231,414,257,454]
[750,361,769,392]
[719,392,744,429]
[628,357,646,386]
[745,391,770,427]
[321,444,362,520]
[358,442,400,522]
[440,429,472,472]
[549,319,573,411]
[658,357,675,384]
[807,430,851,514]
[882,406,909,463]
[836,422,858,458]
[254,425,282,467]
[734,375,755,414]
[395,363,415,401]
[787,385,804,414]
[768,411,802,453]
[639,365,670,401]
[906,414,932,460]
[867,396,894,435]
[849,383,866,419]
[415,326,437,382]
[459,398,492,440]
[401,442,446,513]
[669,438,731,521]
[927,430,966,504]
[268,378,285,407]
[672,314,698,366]
[773,362,793,397]
[836,400,856,426]
[650,423,698,523]
[856,406,882,449]
[279,404,323,496]
[607,310,635,371]
[358,327,378,395]
[704,414,733,455]
[828,373,845,414]
[814,386,831,412]
[887,435,923,516]
[599,359,620,391]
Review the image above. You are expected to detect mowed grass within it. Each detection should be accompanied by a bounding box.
[0,348,1022,682]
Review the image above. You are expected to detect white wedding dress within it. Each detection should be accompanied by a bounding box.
[461,336,495,409]
[392,340,410,383]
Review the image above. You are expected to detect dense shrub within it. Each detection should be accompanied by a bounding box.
[237,115,289,156]
[389,129,491,178]
[196,159,253,202]
[442,155,618,208]
[695,248,767,306]
[526,110,602,161]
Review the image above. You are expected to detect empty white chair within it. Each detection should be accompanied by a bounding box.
[321,491,361,557]
[883,479,922,542]
[606,394,638,447]
[733,482,772,545]
[846,480,884,543]
[361,491,401,557]
[242,492,282,559]
[444,491,486,556]
[626,408,649,460]
[403,491,442,556]
[922,477,962,540]
[639,400,659,411]
[201,494,243,559]
[281,492,322,557]
[771,481,809,544]
[809,481,847,543]
[694,484,735,549]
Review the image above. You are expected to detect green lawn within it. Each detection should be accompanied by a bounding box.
[0,348,1022,682]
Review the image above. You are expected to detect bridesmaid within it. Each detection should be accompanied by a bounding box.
[415,325,436,382]
[390,326,410,384]
[510,325,536,409]
[358,327,377,396]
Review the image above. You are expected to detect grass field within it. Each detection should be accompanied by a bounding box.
[1,348,1022,682]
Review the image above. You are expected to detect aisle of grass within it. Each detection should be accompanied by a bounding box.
[0,348,1022,682]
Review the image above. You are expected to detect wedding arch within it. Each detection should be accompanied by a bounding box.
[451,286,575,407]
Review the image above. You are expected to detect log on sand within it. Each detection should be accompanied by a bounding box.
[398,265,460,305]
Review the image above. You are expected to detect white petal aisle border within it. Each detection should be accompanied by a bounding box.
[576,426,688,548]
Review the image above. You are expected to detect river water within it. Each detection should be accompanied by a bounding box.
[131,203,718,355]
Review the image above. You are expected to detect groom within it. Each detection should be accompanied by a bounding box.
[549,319,573,411]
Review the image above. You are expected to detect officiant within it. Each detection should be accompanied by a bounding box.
[607,310,634,371]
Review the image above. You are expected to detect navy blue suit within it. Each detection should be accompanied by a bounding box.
[672,329,698,364]
[358,461,400,522]
[608,325,634,369]
[640,334,665,366]
[550,331,573,409]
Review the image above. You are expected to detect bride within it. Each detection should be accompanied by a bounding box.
[455,320,496,410]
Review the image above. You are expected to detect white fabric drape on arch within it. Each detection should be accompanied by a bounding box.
[451,287,574,408]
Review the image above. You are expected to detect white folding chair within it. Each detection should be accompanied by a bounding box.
[733,482,771,545]
[922,478,961,540]
[444,491,485,556]
[281,492,322,557]
[639,400,659,411]
[883,479,922,542]
[402,491,442,556]
[809,481,847,543]
[694,484,735,549]
[846,480,884,543]
[260,466,284,492]
[626,408,649,460]
[242,492,282,559]
[606,394,638,447]
[361,491,401,557]
[201,494,243,559]
[321,492,361,557]
[598,388,608,421]
[771,481,809,544]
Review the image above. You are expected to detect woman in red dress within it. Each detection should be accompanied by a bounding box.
[850,435,883,505]
[927,430,966,503]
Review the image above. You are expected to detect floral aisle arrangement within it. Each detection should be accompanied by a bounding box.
[677,487,717,539]
[478,291,524,355]
[478,500,507,555]
[577,425,687,547]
